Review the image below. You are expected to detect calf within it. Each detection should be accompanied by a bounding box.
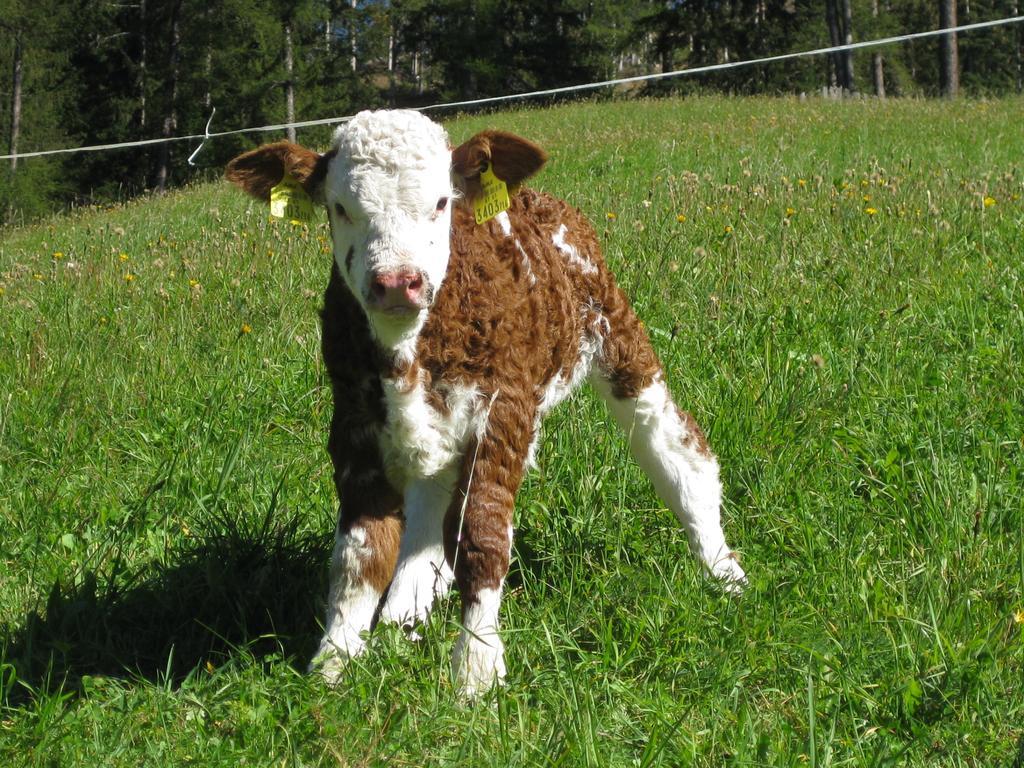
[226,109,746,699]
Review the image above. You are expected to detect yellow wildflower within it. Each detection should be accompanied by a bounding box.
[241,323,252,335]
[1014,609,1024,625]
[52,251,64,260]
[724,225,733,234]
[188,278,200,288]
[676,214,687,223]
[983,196,996,208]
[862,194,871,202]
[605,212,617,221]
[124,273,135,282]
[785,207,796,217]
[797,179,807,187]
[119,252,129,262]
[865,207,878,216]
[33,273,43,281]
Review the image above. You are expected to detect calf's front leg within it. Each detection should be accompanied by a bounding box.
[311,475,402,685]
[379,476,456,632]
[443,395,532,699]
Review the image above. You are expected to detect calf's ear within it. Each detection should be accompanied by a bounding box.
[225,142,332,203]
[451,130,548,202]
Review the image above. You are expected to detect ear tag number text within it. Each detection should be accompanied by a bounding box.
[270,173,315,223]
[474,164,510,225]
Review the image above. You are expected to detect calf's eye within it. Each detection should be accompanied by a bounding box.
[334,203,351,223]
[435,197,449,213]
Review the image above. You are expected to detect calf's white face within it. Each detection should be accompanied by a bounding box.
[323,111,454,350]
[225,109,548,358]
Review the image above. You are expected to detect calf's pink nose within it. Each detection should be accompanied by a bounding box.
[369,269,426,309]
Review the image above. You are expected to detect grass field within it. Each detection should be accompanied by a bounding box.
[1,96,1022,766]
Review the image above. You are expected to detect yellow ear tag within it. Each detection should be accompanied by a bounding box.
[474,163,510,225]
[269,173,315,223]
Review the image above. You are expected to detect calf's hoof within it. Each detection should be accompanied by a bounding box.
[309,642,355,688]
[709,552,748,595]
[452,633,507,703]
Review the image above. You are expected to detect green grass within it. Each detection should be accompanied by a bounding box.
[1,96,1022,766]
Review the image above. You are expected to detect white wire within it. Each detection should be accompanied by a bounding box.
[422,14,1024,112]
[186,106,217,166]
[2,15,1022,162]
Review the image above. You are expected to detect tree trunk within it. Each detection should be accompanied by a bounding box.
[660,42,672,75]
[825,0,844,90]
[155,0,182,193]
[939,0,959,97]
[9,34,22,172]
[872,0,885,97]
[841,0,856,94]
[202,4,212,110]
[138,0,147,129]
[350,0,357,72]
[872,53,885,97]
[387,21,395,106]
[204,47,212,110]
[1014,1,1022,93]
[284,21,296,143]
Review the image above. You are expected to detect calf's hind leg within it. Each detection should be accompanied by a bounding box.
[592,311,747,590]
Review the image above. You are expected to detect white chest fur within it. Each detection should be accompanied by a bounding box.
[378,376,484,487]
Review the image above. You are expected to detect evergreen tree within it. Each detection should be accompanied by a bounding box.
[2,0,1023,221]
[0,0,74,220]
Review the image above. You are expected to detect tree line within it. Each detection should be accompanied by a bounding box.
[2,0,1022,221]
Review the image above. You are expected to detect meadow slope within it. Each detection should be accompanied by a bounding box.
[1,97,1022,766]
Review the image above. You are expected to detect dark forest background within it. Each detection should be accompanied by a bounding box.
[1,0,1022,221]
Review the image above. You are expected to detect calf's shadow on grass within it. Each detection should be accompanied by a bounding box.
[1,508,551,708]
[1,513,332,706]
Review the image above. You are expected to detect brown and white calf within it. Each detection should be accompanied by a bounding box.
[226,109,746,698]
